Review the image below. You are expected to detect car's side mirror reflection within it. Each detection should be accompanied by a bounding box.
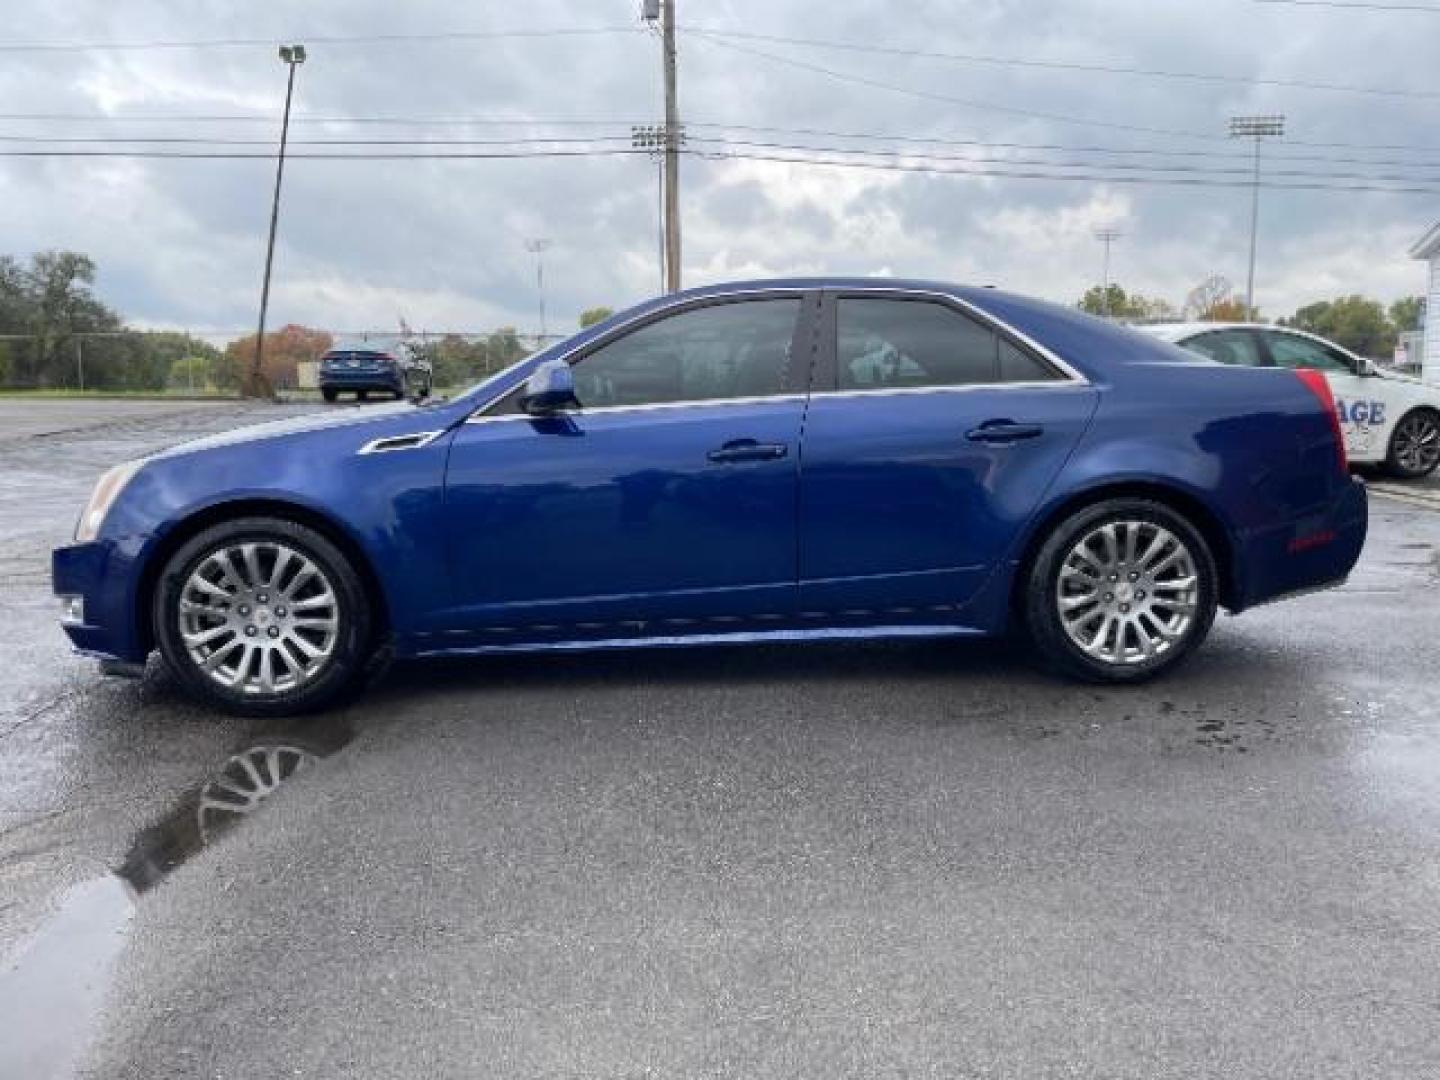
[519,360,579,416]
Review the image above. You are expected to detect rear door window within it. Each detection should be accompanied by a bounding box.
[835,298,1060,391]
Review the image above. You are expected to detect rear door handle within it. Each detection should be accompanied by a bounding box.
[707,438,789,464]
[965,420,1044,444]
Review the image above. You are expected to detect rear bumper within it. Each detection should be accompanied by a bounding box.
[53,538,148,663]
[1231,477,1368,612]
[319,369,404,392]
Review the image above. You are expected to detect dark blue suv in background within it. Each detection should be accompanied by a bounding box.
[318,346,410,402]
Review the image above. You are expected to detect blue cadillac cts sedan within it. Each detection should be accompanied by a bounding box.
[53,279,1367,715]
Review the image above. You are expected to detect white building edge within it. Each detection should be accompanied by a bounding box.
[1410,220,1440,385]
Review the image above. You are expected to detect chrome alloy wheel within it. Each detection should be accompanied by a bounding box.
[178,541,340,695]
[1393,412,1440,476]
[1055,520,1199,666]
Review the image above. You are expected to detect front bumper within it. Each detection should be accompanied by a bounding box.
[52,538,148,663]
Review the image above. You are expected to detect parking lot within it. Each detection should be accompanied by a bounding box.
[2,399,1438,1078]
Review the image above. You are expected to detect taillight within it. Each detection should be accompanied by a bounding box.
[1293,368,1347,475]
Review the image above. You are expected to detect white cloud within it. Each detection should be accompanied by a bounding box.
[0,0,1435,340]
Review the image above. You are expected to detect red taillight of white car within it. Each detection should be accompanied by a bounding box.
[1293,367,1348,475]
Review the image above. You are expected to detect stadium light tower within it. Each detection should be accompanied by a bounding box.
[1229,114,1285,321]
[246,43,307,399]
[1094,227,1123,318]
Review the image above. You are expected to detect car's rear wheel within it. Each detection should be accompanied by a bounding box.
[1385,408,1440,479]
[321,387,337,403]
[153,518,373,715]
[1023,498,1217,683]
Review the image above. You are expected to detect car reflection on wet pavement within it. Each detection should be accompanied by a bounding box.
[1,400,1439,1079]
[0,719,351,1080]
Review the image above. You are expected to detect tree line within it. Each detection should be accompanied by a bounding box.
[1077,274,1425,359]
[0,251,228,391]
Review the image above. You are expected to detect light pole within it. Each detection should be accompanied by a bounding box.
[632,124,684,293]
[525,238,552,343]
[1229,114,1285,321]
[246,43,306,399]
[1094,228,1122,319]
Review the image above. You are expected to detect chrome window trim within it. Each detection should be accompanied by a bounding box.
[463,283,1089,424]
[357,429,445,454]
[465,393,809,427]
[810,381,1095,401]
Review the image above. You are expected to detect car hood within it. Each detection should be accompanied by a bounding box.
[149,400,455,461]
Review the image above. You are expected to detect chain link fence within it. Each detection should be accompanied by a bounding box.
[0,329,567,397]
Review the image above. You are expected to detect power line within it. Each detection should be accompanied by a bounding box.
[2,109,1437,157]
[4,137,1436,192]
[9,128,1440,174]
[686,147,1440,195]
[687,31,1227,143]
[0,26,641,53]
[682,135,1440,184]
[681,122,1440,167]
[2,134,1436,182]
[683,26,1439,101]
[1253,0,1440,11]
[690,35,1440,156]
[0,147,649,160]
[0,133,640,146]
[0,112,647,126]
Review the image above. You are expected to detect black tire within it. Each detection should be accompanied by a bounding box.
[357,390,368,402]
[1022,498,1218,683]
[321,388,337,403]
[153,517,373,716]
[1384,408,1440,480]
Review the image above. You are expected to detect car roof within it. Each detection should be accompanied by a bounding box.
[1138,321,1365,360]
[1138,322,1264,341]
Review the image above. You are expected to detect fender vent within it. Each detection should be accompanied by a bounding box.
[358,430,443,455]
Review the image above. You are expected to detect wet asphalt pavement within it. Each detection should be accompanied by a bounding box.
[1,400,1438,1079]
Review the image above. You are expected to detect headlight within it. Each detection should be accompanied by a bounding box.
[75,460,145,542]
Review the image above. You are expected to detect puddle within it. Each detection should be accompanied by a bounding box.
[0,717,352,1079]
[0,876,134,1080]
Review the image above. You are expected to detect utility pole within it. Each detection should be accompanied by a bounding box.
[525,238,552,343]
[660,0,681,292]
[246,43,306,400]
[1094,228,1122,319]
[75,338,84,391]
[1229,115,1284,321]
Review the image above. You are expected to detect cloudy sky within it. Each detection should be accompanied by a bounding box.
[0,0,1436,339]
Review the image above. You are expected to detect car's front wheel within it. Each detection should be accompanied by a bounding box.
[153,517,373,715]
[1385,408,1440,479]
[1023,498,1218,683]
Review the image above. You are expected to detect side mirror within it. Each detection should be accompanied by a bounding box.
[519,360,578,415]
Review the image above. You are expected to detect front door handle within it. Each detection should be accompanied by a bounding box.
[965,420,1044,444]
[707,438,789,464]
